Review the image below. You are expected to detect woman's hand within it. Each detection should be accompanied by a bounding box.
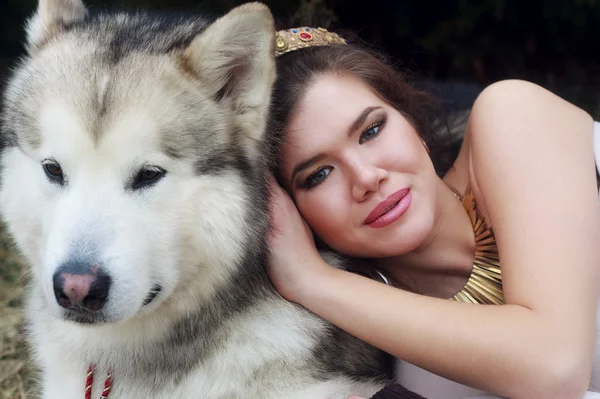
[266,174,330,303]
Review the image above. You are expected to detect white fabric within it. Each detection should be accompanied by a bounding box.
[591,121,600,391]
[595,122,600,178]
[395,121,600,398]
[595,121,600,201]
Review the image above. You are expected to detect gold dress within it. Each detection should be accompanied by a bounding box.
[449,185,504,305]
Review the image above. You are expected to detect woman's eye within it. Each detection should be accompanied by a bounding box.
[305,167,332,189]
[132,166,166,190]
[42,160,65,185]
[359,120,384,144]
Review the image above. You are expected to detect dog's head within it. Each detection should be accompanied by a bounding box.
[0,0,276,324]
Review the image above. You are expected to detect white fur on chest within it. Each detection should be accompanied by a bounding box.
[32,299,384,399]
[589,297,600,391]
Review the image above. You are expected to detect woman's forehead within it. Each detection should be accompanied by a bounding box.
[288,74,382,133]
[280,75,385,179]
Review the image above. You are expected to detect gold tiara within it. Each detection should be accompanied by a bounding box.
[275,27,347,57]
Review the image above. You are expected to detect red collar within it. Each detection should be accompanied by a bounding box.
[85,364,112,399]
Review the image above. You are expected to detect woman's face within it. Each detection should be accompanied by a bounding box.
[279,73,441,258]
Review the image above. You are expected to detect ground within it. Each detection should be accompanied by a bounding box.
[0,224,38,398]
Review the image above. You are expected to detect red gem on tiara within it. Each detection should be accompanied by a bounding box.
[299,32,312,41]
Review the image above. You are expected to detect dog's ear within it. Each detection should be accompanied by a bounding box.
[184,2,276,143]
[26,0,88,54]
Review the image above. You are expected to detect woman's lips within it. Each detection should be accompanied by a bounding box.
[364,188,412,228]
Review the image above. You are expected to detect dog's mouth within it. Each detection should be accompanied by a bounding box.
[62,308,110,324]
[143,284,162,306]
[58,284,163,324]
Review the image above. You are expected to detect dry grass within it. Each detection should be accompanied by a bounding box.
[0,225,39,399]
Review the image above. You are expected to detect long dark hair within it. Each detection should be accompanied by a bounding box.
[267,43,457,179]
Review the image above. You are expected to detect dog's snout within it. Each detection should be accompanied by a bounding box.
[52,262,111,311]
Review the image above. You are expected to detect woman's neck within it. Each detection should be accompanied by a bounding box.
[376,180,476,299]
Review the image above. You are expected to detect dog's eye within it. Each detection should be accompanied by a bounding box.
[132,166,166,190]
[42,160,65,185]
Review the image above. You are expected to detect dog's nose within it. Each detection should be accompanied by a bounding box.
[52,263,111,311]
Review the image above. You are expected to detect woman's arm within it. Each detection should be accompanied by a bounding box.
[267,80,600,399]
[469,79,599,394]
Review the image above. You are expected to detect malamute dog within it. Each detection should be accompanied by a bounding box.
[0,0,394,397]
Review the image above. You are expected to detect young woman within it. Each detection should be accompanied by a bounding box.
[267,27,600,399]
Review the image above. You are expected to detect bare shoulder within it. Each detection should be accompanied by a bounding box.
[442,80,599,392]
[445,79,596,215]
[463,79,599,306]
[468,79,593,153]
[463,80,595,219]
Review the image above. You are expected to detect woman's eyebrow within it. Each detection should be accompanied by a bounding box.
[290,153,327,186]
[347,106,382,137]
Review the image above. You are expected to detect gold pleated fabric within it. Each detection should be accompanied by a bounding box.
[450,185,505,305]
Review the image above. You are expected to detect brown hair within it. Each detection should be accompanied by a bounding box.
[267,43,455,179]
